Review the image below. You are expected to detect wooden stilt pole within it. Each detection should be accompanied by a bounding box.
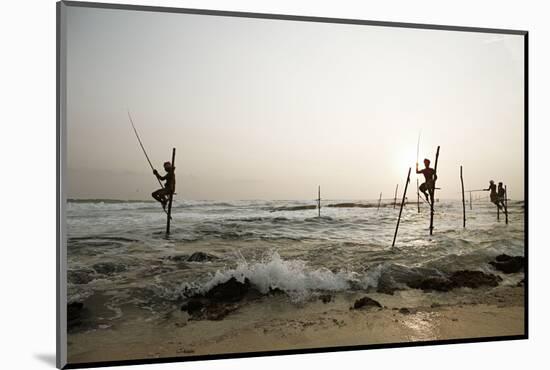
[429,146,440,235]
[377,192,382,211]
[166,147,176,235]
[393,184,398,209]
[505,185,509,224]
[317,185,321,218]
[392,168,411,247]
[497,204,500,221]
[469,191,472,210]
[460,166,466,228]
[417,178,420,213]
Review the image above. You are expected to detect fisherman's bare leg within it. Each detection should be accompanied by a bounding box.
[419,183,430,203]
[499,200,507,213]
[152,189,169,209]
[152,189,162,202]
[491,195,502,210]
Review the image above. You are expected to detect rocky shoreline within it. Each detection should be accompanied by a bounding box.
[67,282,525,364]
[68,254,525,331]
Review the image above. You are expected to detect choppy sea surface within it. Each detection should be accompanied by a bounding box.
[67,198,524,326]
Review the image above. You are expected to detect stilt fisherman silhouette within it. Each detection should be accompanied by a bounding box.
[152,161,175,210]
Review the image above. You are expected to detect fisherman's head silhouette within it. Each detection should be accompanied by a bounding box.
[163,162,172,171]
[490,180,495,185]
[423,158,430,168]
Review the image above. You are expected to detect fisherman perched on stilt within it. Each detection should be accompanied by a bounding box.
[152,161,176,210]
[416,158,437,204]
[497,182,507,212]
[484,180,502,210]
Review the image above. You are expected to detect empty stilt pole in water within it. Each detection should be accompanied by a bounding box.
[505,185,509,224]
[429,146,440,235]
[469,191,472,210]
[166,148,176,234]
[392,168,411,247]
[317,185,321,217]
[460,165,466,228]
[393,184,398,209]
[417,178,420,213]
[377,192,382,210]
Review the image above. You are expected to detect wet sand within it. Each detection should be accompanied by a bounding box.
[67,284,524,364]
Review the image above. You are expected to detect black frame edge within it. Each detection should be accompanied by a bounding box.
[56,1,62,368]
[523,32,529,338]
[61,0,527,35]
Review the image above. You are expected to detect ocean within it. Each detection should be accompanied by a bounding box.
[66,198,525,330]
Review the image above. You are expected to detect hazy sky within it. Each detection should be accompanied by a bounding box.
[66,6,525,201]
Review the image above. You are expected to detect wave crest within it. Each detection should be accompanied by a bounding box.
[198,251,381,301]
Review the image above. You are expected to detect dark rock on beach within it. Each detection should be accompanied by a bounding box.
[489,254,524,274]
[377,264,444,294]
[449,270,502,289]
[167,252,218,263]
[376,266,411,294]
[352,296,382,310]
[204,277,252,302]
[319,294,333,303]
[182,278,260,321]
[408,276,454,292]
[407,270,501,292]
[268,287,285,296]
[399,307,414,315]
[187,252,219,262]
[377,264,503,294]
[168,254,189,262]
[180,299,206,315]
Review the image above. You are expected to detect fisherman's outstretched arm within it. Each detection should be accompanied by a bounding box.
[153,169,167,180]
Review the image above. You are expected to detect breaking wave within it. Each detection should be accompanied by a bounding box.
[185,251,384,301]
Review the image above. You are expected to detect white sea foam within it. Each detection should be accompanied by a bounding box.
[199,251,381,301]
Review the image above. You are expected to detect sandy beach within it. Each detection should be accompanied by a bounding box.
[67,282,524,364]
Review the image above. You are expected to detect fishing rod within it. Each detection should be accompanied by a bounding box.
[127,110,164,189]
[127,110,174,222]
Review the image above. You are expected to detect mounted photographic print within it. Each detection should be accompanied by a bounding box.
[56,1,528,368]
